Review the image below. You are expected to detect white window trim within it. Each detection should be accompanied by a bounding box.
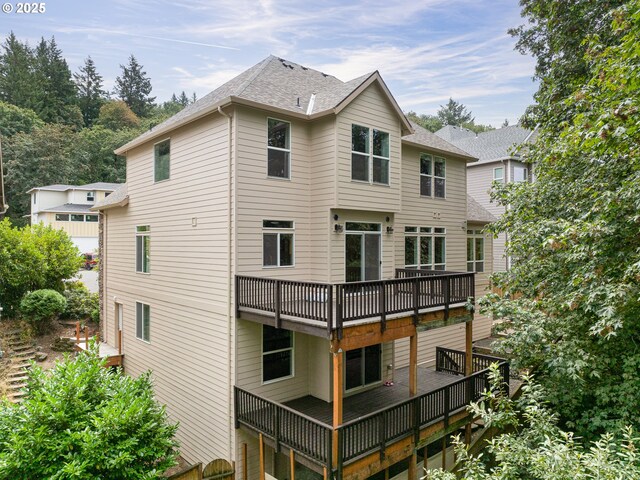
[467,230,485,273]
[262,220,295,268]
[266,117,292,180]
[404,226,446,270]
[135,225,150,274]
[153,137,171,184]
[135,301,151,343]
[351,124,391,186]
[420,153,446,199]
[493,166,504,182]
[261,326,295,385]
[513,165,528,183]
[433,156,446,199]
[86,191,95,202]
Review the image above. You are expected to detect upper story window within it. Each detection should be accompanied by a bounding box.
[467,229,485,272]
[263,220,294,267]
[404,226,446,270]
[513,166,528,183]
[71,214,85,222]
[86,191,95,202]
[55,213,69,222]
[154,139,170,182]
[267,118,291,179]
[262,325,293,382]
[136,301,150,342]
[136,225,150,273]
[351,125,390,185]
[493,167,504,183]
[86,214,98,222]
[33,192,37,204]
[420,154,446,198]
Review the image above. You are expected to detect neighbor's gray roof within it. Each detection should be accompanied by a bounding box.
[435,125,534,164]
[434,125,476,143]
[115,55,412,154]
[467,195,497,224]
[92,184,129,211]
[402,121,477,161]
[41,203,95,214]
[27,182,122,194]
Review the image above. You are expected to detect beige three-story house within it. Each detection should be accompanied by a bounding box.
[94,56,504,480]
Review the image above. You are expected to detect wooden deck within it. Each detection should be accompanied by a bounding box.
[285,366,461,424]
[76,341,123,367]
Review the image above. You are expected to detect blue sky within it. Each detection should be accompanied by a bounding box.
[1,0,537,126]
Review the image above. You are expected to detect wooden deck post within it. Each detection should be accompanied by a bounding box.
[332,342,344,468]
[242,443,248,480]
[465,319,473,376]
[290,448,295,480]
[259,433,265,480]
[409,334,418,396]
[75,321,80,345]
[441,435,447,470]
[408,451,418,480]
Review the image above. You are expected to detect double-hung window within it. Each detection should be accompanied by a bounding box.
[267,118,291,179]
[262,325,293,382]
[493,167,504,183]
[420,153,446,198]
[86,191,95,202]
[405,226,446,270]
[351,124,390,185]
[263,220,294,267]
[136,302,150,342]
[136,225,150,273]
[154,139,170,182]
[467,230,485,272]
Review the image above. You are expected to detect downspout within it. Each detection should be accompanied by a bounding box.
[218,105,234,459]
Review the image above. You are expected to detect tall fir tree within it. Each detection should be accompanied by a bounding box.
[177,91,190,107]
[32,37,77,124]
[436,98,474,126]
[74,56,107,127]
[114,55,155,117]
[0,32,36,110]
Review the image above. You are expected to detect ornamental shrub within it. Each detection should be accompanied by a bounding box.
[20,289,67,334]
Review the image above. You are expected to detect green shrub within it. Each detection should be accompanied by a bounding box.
[20,289,67,334]
[62,281,99,322]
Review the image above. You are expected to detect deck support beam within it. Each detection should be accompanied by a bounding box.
[332,342,344,469]
[259,433,265,480]
[408,450,418,480]
[465,315,474,445]
[409,334,418,396]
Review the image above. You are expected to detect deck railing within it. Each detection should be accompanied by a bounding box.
[234,349,509,471]
[236,270,474,332]
[435,347,510,381]
[234,387,333,470]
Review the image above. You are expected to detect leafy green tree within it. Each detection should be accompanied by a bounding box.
[20,288,66,333]
[97,100,140,130]
[32,37,78,125]
[61,281,99,321]
[437,98,474,126]
[406,111,444,132]
[461,121,494,134]
[0,219,80,317]
[0,345,179,478]
[72,125,132,183]
[74,56,107,127]
[425,369,640,479]
[0,32,36,110]
[114,55,155,117]
[486,0,640,440]
[0,101,43,137]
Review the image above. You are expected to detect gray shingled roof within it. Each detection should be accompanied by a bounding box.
[27,183,122,194]
[116,56,387,152]
[92,184,128,211]
[467,195,496,223]
[435,125,533,164]
[434,125,476,143]
[41,203,95,214]
[402,121,477,161]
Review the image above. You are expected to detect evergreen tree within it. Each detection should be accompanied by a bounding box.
[436,98,474,126]
[73,56,106,127]
[0,32,35,110]
[114,55,155,117]
[178,90,190,107]
[32,37,77,124]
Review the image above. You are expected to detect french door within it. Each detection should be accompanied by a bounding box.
[345,222,381,282]
[345,344,382,391]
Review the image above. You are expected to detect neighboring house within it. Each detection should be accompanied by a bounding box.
[28,182,122,252]
[435,125,536,271]
[93,56,508,480]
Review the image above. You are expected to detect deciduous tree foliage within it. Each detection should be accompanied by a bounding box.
[0,101,43,137]
[0,345,179,479]
[485,0,640,440]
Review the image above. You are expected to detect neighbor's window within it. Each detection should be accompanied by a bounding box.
[135,302,150,342]
[33,192,37,204]
[154,139,170,182]
[262,325,293,382]
[372,129,390,184]
[351,124,370,182]
[513,166,528,183]
[420,154,446,198]
[467,230,485,272]
[263,220,294,267]
[404,226,446,270]
[86,191,95,202]
[71,214,85,222]
[267,118,291,179]
[85,214,98,222]
[493,167,504,182]
[55,213,69,222]
[136,225,150,273]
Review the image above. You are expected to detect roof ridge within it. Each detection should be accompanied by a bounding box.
[235,55,277,98]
